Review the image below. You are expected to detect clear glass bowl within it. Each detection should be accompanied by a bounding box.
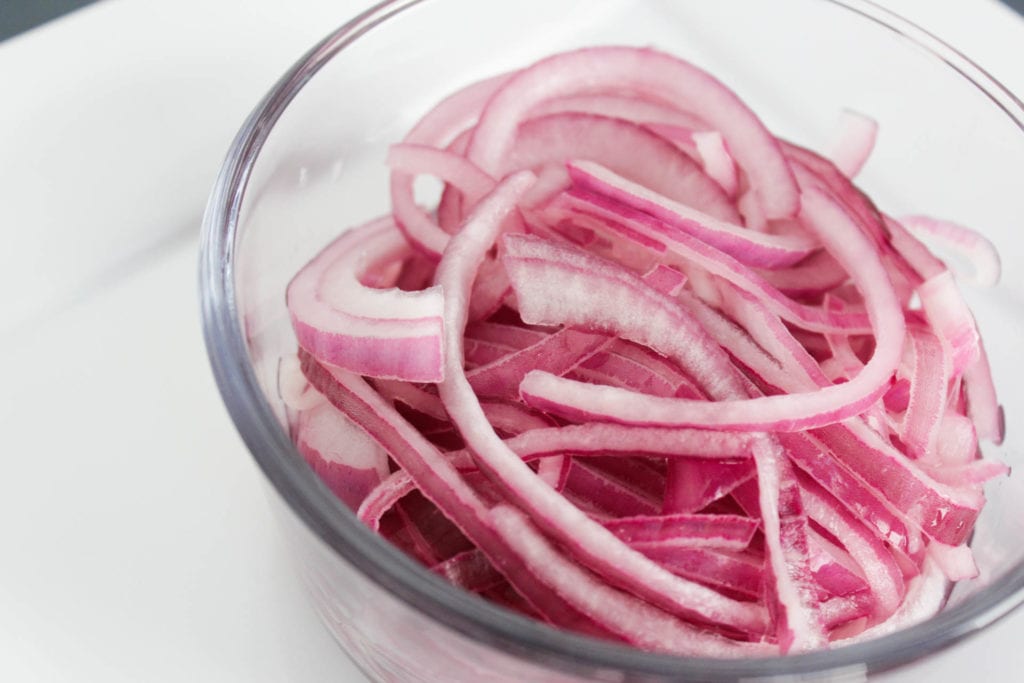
[200,0,1024,680]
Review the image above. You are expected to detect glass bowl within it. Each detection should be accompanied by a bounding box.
[200,0,1024,680]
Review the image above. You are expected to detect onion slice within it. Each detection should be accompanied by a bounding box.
[287,217,445,382]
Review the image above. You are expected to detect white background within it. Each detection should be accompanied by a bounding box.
[1,1,1022,680]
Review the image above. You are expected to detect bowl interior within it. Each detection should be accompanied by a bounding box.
[204,0,1024,678]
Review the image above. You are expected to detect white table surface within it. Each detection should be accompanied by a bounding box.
[1,1,1022,680]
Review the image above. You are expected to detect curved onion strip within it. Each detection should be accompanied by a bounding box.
[388,143,497,258]
[828,110,878,179]
[797,475,905,618]
[899,214,1001,287]
[504,113,739,222]
[286,217,445,382]
[531,92,707,130]
[388,73,512,255]
[692,130,739,197]
[567,160,817,268]
[466,46,800,219]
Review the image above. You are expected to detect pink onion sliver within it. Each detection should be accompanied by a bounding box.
[900,214,1001,287]
[828,110,878,179]
[927,541,979,581]
[403,72,513,147]
[388,143,496,201]
[755,249,850,298]
[798,476,905,619]
[465,321,548,349]
[643,122,699,157]
[885,215,945,282]
[692,130,739,197]
[963,339,1004,445]
[779,431,914,554]
[919,271,980,374]
[506,113,739,222]
[357,469,419,531]
[841,558,948,644]
[387,143,497,257]
[806,529,870,598]
[569,161,817,269]
[919,458,1009,488]
[536,454,569,490]
[532,93,707,130]
[635,545,764,601]
[467,327,611,400]
[604,513,758,551]
[733,444,827,652]
[468,262,686,400]
[563,460,661,518]
[933,411,980,467]
[466,256,511,321]
[286,217,445,382]
[664,460,754,515]
[814,420,983,546]
[296,401,390,510]
[901,328,949,459]
[467,46,799,219]
[389,73,512,256]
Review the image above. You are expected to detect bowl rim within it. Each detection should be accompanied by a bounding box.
[199,0,1024,678]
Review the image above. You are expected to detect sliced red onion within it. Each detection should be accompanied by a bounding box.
[813,421,983,546]
[828,110,878,179]
[779,431,915,554]
[532,93,706,130]
[899,328,949,459]
[568,161,818,269]
[466,327,611,400]
[284,44,1006,654]
[295,401,390,510]
[467,46,799,219]
[797,475,905,619]
[388,143,496,258]
[604,513,758,551]
[635,544,764,601]
[564,459,661,518]
[664,460,754,515]
[505,113,739,222]
[692,130,739,197]
[388,73,511,256]
[287,217,445,382]
[900,214,1001,287]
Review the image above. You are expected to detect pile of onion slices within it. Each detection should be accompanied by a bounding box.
[279,46,1006,655]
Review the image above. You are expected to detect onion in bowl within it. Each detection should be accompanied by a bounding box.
[280,45,1006,656]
